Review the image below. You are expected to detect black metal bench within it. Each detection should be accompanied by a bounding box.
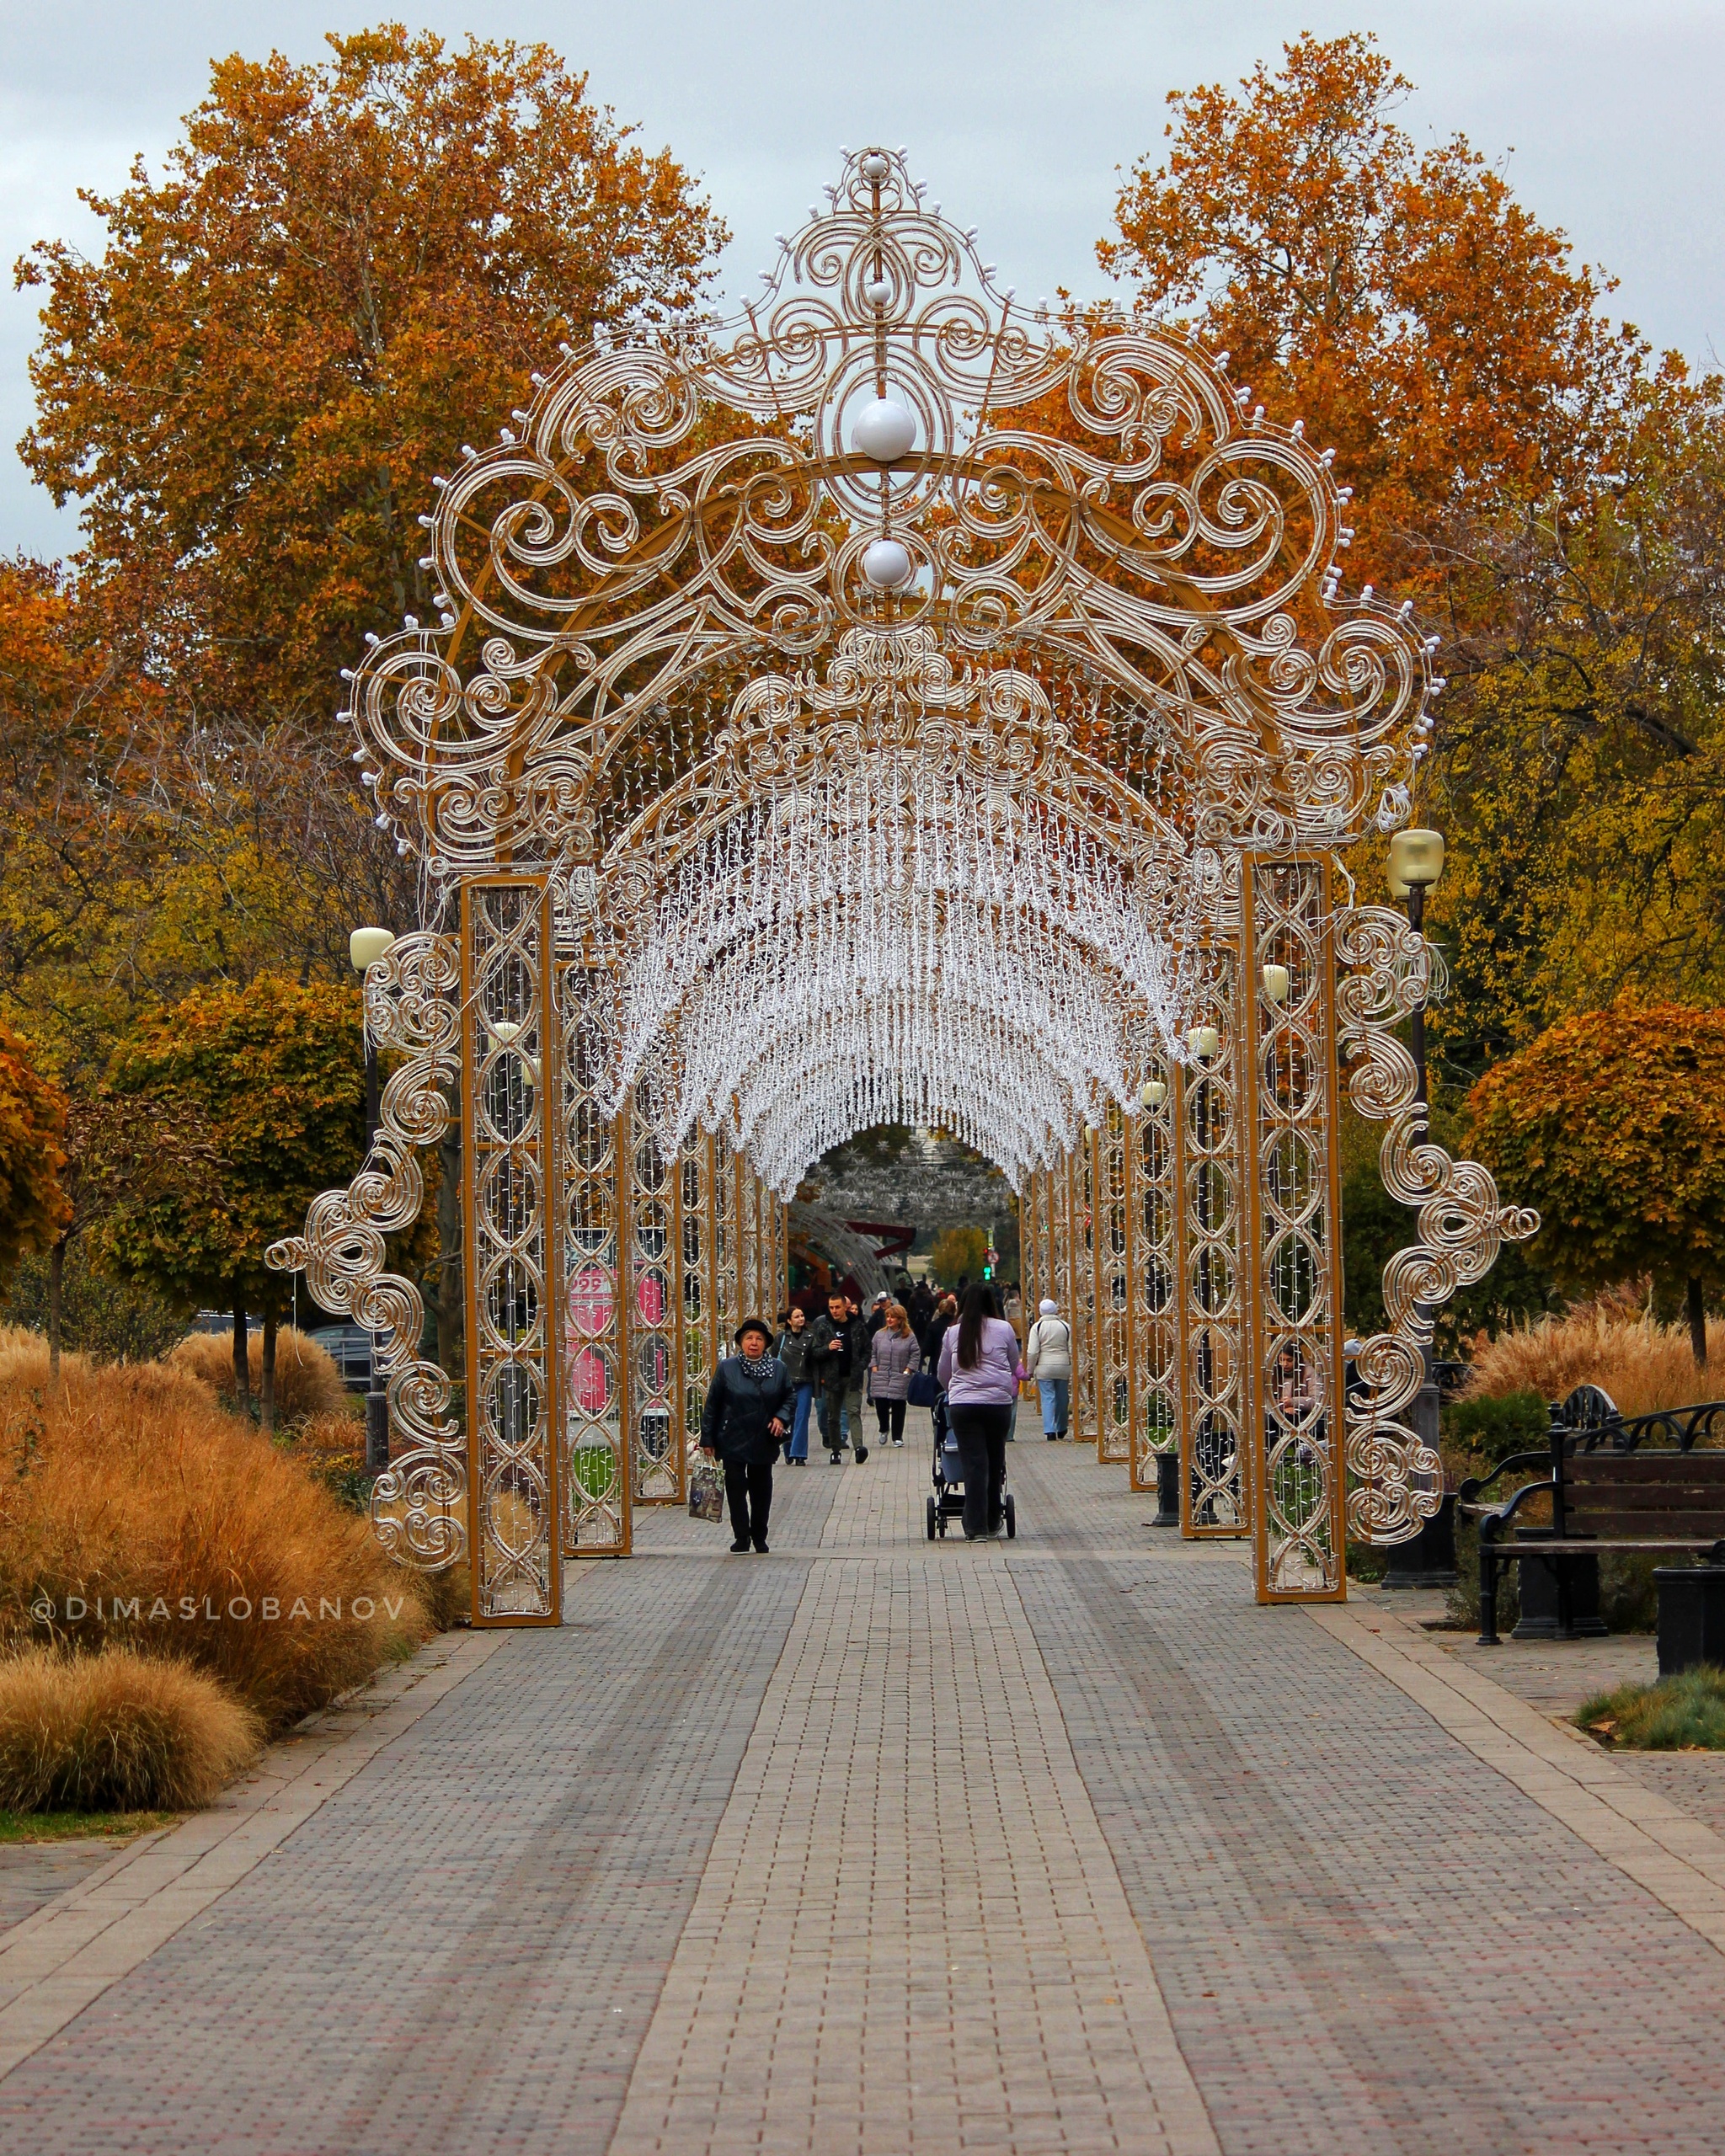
[1459,1386,1725,1646]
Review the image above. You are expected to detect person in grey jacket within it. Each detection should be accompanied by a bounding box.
[868,1303,921,1446]
[1023,1297,1073,1441]
[701,1320,795,1551]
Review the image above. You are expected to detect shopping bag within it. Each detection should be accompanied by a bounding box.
[906,1369,942,1408]
[688,1459,725,1523]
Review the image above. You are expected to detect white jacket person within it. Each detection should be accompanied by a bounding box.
[1023,1301,1072,1380]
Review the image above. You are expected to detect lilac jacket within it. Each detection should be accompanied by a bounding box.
[937,1316,1023,1406]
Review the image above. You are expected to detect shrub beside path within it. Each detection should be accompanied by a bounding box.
[2,1438,1725,2152]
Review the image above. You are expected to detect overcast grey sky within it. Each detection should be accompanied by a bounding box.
[3,0,1722,558]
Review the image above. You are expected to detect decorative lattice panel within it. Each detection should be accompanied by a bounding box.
[1177,953,1247,1537]
[1097,1106,1132,1465]
[1128,1068,1179,1493]
[463,880,560,1621]
[558,961,628,1558]
[1243,858,1347,1600]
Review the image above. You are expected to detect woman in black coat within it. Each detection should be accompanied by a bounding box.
[701,1318,796,1553]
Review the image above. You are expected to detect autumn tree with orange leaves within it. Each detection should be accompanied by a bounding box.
[1102,31,1637,603]
[10,25,728,1051]
[20,24,726,720]
[1103,33,1725,1089]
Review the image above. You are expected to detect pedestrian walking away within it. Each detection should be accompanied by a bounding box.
[1023,1297,1072,1440]
[772,1305,816,1462]
[868,1302,920,1445]
[921,1292,958,1376]
[937,1283,1023,1538]
[839,1294,871,1460]
[807,1289,868,1463]
[700,1319,795,1551]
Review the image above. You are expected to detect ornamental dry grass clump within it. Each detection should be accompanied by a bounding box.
[167,1326,348,1421]
[1462,1302,1725,1421]
[1578,1668,1725,1749]
[0,1646,259,1812]
[0,1334,430,1733]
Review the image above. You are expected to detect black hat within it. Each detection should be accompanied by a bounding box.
[734,1317,772,1346]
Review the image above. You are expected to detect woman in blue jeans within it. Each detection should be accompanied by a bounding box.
[772,1305,815,1462]
[1023,1297,1071,1440]
[936,1283,1023,1538]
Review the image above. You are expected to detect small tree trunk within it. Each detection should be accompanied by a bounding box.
[48,1235,66,1381]
[232,1299,253,1415]
[1687,1276,1708,1369]
[260,1306,277,1436]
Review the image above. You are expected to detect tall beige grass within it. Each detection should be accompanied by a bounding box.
[1465,1303,1725,1418]
[0,1646,259,1812]
[168,1326,349,1421]
[0,1334,430,1732]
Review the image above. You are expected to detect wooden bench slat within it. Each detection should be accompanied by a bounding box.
[1569,1483,1725,1500]
[1503,1538,1723,1555]
[1569,1455,1725,1481]
[1569,1513,1725,1539]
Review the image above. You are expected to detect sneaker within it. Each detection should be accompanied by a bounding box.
[855,1445,869,1463]
[828,1451,842,1465]
[893,1435,905,1446]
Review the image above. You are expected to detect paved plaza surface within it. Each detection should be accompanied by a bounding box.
[4,1423,1725,2153]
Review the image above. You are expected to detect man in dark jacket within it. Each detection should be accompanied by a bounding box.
[701,1319,795,1552]
[807,1290,868,1465]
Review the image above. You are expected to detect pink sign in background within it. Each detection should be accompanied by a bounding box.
[569,1265,614,1336]
[569,1345,610,1415]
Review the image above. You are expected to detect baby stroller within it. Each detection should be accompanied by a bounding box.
[926,1390,1017,1540]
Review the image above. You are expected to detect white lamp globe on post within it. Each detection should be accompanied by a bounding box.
[349,926,396,1474]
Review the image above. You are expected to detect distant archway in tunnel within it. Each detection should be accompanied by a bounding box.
[273,148,1534,1622]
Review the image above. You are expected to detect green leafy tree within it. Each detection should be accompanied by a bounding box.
[1467,1001,1725,1367]
[930,1225,989,1288]
[101,977,369,1428]
[45,1091,222,1376]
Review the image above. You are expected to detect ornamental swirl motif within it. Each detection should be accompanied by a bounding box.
[266,934,467,1572]
[343,147,1434,894]
[1335,907,1539,1543]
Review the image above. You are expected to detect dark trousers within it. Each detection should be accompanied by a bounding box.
[817,1385,846,1453]
[948,1402,1012,1538]
[724,1458,773,1545]
[874,1396,907,1442]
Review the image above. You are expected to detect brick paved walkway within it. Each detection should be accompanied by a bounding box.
[3,1432,1725,2153]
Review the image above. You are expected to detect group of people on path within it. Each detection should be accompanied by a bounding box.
[699,1278,1081,1550]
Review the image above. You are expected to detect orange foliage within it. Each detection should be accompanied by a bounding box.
[1467,1001,1725,1357]
[1100,32,1639,605]
[19,24,728,718]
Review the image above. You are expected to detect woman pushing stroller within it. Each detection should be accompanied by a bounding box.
[936,1283,1023,1540]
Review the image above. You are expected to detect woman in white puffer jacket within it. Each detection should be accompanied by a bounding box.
[1023,1297,1073,1441]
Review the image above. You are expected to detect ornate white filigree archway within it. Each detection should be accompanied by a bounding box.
[271,147,1532,1620]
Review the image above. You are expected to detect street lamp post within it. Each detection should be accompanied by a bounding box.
[350,926,398,1475]
[1379,831,1457,1589]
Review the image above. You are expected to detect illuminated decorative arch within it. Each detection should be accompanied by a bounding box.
[272,147,1532,1620]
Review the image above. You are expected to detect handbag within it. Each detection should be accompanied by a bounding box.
[688,1459,724,1523]
[906,1369,942,1408]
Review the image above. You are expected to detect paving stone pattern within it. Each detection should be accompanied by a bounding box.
[0,1547,824,2155]
[3,1441,1725,2155]
[1007,1444,1725,2155]
[0,1841,123,1938]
